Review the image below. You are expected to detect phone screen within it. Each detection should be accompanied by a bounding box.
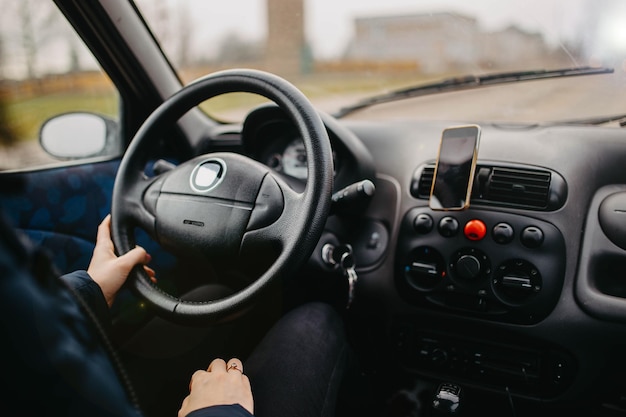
[429,125,481,211]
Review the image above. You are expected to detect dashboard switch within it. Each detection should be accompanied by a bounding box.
[492,222,514,244]
[409,261,439,276]
[502,274,532,289]
[521,226,544,248]
[330,179,376,215]
[464,219,486,241]
[414,213,434,234]
[455,255,482,280]
[450,248,490,282]
[404,246,445,291]
[438,216,459,237]
[493,259,542,305]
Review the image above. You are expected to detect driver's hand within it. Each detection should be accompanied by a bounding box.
[87,214,155,307]
[179,358,254,417]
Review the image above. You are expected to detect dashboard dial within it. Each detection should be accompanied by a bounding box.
[265,137,337,180]
[282,138,308,179]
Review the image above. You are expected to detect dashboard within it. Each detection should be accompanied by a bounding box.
[350,119,626,412]
[238,104,626,413]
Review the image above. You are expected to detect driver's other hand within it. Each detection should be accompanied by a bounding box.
[179,358,254,417]
[87,214,154,307]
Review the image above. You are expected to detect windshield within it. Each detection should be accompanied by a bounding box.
[134,0,626,125]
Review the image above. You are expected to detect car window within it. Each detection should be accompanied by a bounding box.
[0,1,119,172]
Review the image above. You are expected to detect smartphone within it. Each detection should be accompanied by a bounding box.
[429,125,481,211]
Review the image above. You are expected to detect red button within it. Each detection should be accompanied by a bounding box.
[464,219,486,241]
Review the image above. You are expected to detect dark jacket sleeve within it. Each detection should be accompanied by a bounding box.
[187,404,254,417]
[0,213,142,417]
[60,269,112,328]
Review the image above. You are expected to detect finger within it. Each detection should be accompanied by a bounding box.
[178,396,190,417]
[242,374,251,390]
[241,375,254,415]
[207,358,227,373]
[189,370,207,391]
[226,358,244,374]
[144,265,157,282]
[96,214,113,244]
[118,246,150,270]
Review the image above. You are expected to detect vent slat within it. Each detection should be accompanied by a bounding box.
[492,170,550,179]
[416,167,435,198]
[492,187,549,194]
[491,179,550,188]
[489,184,549,193]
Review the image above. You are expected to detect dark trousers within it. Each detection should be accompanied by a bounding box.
[246,302,348,417]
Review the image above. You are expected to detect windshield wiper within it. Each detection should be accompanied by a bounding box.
[548,113,626,127]
[334,66,614,118]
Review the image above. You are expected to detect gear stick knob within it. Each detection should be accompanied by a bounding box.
[432,383,462,415]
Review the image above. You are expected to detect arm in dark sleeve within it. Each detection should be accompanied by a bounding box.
[0,214,142,417]
[187,404,254,417]
[60,270,111,327]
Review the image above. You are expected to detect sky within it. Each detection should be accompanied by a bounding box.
[3,0,626,79]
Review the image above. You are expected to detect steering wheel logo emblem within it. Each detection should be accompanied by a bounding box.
[190,159,226,193]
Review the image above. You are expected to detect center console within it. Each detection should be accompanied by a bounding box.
[395,207,566,324]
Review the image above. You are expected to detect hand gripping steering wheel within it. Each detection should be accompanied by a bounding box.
[111,69,333,323]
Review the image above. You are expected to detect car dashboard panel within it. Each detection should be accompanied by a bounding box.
[331,119,626,408]
[237,102,626,409]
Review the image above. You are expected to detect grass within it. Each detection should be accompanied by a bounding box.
[5,91,118,143]
[3,71,440,144]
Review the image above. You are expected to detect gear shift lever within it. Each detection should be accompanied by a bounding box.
[432,383,462,415]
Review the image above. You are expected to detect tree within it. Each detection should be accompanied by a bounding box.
[17,0,63,79]
[216,32,262,64]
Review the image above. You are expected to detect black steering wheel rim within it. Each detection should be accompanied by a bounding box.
[111,69,333,323]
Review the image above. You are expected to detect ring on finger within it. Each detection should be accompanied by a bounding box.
[227,363,243,373]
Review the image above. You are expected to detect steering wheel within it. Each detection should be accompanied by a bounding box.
[111,69,333,323]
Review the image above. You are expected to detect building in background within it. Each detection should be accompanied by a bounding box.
[343,12,555,73]
[266,0,310,76]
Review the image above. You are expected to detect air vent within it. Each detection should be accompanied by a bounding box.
[410,165,435,198]
[484,167,550,208]
[410,163,566,211]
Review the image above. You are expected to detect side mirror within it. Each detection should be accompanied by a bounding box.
[39,112,119,159]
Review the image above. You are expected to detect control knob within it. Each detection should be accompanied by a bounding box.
[450,248,490,283]
[455,255,481,280]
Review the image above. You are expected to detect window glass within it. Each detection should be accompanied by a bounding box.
[135,0,626,125]
[0,1,118,171]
